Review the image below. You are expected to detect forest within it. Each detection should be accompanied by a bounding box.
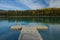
[0,8,60,17]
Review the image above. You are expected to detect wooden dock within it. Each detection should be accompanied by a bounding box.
[11,25,48,40]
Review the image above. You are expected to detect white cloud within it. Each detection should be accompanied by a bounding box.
[49,0,60,8]
[0,0,60,10]
[19,0,60,9]
[19,0,49,9]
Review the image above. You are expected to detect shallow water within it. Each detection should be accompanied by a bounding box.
[0,17,60,40]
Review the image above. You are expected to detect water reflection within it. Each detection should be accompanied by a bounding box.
[0,17,60,40]
[8,17,60,24]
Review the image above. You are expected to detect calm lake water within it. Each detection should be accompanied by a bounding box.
[0,17,60,40]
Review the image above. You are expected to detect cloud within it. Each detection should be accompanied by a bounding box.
[19,0,60,9]
[0,0,60,10]
[0,0,31,10]
[49,0,60,8]
[19,0,50,9]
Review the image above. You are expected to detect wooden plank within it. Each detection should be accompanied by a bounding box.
[11,25,48,40]
[18,27,43,40]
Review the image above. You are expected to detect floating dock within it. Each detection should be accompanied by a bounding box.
[11,25,48,40]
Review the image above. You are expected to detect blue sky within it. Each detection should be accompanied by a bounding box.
[0,0,60,10]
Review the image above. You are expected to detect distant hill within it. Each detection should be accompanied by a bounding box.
[0,10,8,12]
[0,8,60,17]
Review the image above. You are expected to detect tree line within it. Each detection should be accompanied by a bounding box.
[0,8,60,17]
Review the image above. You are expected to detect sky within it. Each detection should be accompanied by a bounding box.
[0,0,60,10]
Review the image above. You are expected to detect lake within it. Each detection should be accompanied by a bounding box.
[0,17,60,40]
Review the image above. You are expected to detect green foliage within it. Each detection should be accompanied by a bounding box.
[0,8,60,17]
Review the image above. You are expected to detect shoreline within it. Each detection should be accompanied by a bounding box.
[0,16,60,17]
